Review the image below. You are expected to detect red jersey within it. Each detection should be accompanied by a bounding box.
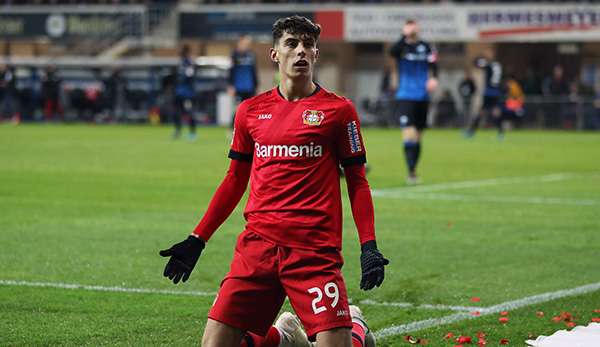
[229,86,366,250]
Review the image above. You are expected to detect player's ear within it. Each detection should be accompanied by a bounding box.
[269,48,279,64]
[314,48,319,62]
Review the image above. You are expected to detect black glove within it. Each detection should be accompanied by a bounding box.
[360,240,389,290]
[159,235,205,284]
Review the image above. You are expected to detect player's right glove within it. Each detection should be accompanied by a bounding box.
[159,235,205,284]
[360,240,389,291]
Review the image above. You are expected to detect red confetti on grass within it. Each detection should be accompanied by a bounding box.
[454,345,464,347]
[592,318,600,322]
[477,337,487,346]
[499,317,509,324]
[593,309,600,313]
[447,221,453,228]
[476,331,486,339]
[552,316,562,323]
[418,339,429,345]
[456,336,472,343]
[560,312,573,321]
[536,311,544,317]
[500,311,509,316]
[444,333,455,339]
[471,311,481,316]
[471,297,481,303]
[500,338,509,344]
[566,322,577,328]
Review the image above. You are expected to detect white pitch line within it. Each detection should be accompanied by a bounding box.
[4,279,600,341]
[0,279,216,297]
[375,281,600,340]
[374,192,599,206]
[372,173,578,195]
[360,299,481,312]
[0,279,466,312]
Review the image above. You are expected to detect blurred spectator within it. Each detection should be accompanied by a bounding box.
[503,76,525,129]
[466,49,504,138]
[173,44,197,140]
[458,72,475,126]
[436,89,458,127]
[542,65,569,97]
[228,34,259,103]
[542,64,570,128]
[159,67,177,124]
[103,67,126,121]
[41,65,63,121]
[19,66,41,122]
[0,64,18,121]
[522,68,542,95]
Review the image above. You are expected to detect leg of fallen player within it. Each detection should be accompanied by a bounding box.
[202,319,246,347]
[316,327,352,347]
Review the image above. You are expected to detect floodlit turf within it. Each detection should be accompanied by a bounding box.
[1,124,599,346]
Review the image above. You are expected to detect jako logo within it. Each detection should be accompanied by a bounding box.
[336,310,348,317]
[255,142,323,158]
[258,114,272,120]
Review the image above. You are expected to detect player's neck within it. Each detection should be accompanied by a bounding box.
[405,36,418,44]
[278,78,317,102]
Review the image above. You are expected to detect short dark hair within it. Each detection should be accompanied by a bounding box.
[272,15,321,46]
[405,19,417,25]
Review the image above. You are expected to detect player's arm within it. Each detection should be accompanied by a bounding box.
[388,38,405,92]
[343,165,389,291]
[426,44,439,93]
[338,103,389,291]
[160,103,254,285]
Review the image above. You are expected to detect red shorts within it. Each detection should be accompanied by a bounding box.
[208,230,352,340]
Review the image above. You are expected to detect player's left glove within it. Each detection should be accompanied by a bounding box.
[159,235,205,284]
[360,240,389,291]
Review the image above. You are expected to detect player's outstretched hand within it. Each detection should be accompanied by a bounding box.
[360,240,389,291]
[159,235,205,284]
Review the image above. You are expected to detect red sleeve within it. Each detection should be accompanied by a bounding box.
[192,159,251,242]
[336,101,367,167]
[228,101,254,161]
[343,163,376,245]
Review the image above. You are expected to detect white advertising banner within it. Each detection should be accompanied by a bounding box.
[344,5,462,42]
[464,4,600,42]
[344,4,600,42]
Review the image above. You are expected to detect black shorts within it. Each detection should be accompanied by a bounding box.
[483,96,501,110]
[394,100,429,130]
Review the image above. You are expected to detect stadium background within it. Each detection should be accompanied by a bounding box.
[1,1,600,347]
[2,2,600,128]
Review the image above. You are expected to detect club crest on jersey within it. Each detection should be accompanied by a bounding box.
[302,110,325,126]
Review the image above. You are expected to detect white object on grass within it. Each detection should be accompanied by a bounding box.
[526,323,600,346]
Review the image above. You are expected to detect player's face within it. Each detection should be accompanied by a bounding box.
[403,23,419,39]
[238,36,252,51]
[270,31,319,80]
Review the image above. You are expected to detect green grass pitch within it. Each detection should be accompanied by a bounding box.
[1,124,599,346]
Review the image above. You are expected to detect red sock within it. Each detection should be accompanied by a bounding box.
[240,326,281,347]
[352,322,366,347]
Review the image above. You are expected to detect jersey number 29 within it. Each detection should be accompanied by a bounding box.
[308,282,339,314]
